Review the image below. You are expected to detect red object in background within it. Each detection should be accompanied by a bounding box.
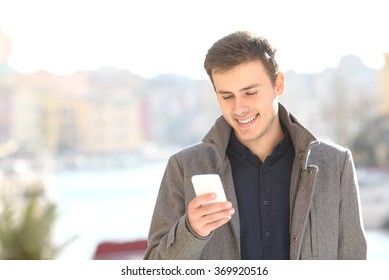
[93,240,148,260]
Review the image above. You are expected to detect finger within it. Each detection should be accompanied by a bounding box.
[200,207,235,224]
[188,200,232,222]
[189,193,217,209]
[199,201,233,216]
[199,215,232,236]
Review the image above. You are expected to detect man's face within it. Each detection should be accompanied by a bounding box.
[213,60,284,148]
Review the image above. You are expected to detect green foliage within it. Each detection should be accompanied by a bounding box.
[0,192,74,260]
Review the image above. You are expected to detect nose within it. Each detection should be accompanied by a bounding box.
[233,96,249,116]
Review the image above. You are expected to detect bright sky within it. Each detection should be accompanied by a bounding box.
[0,0,388,79]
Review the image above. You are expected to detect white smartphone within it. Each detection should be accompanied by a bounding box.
[191,174,227,206]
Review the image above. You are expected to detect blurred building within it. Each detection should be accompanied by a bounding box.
[281,55,380,147]
[73,69,145,163]
[141,74,217,148]
[353,53,389,167]
[381,53,389,115]
[1,27,388,169]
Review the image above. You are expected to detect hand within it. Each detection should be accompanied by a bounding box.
[187,193,235,237]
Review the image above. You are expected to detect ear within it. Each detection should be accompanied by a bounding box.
[274,72,285,97]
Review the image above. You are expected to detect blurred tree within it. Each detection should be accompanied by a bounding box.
[0,190,74,260]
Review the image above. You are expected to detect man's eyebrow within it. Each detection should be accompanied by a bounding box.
[216,84,260,95]
[216,90,233,95]
[239,84,260,92]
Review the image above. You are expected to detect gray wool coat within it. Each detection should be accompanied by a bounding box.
[144,103,367,260]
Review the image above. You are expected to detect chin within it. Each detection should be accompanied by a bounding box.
[235,130,260,142]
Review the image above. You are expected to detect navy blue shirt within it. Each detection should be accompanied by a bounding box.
[226,128,294,260]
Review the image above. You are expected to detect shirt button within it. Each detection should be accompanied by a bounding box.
[265,232,271,238]
[263,200,269,206]
[293,236,298,242]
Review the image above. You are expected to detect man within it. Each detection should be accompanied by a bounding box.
[144,31,367,260]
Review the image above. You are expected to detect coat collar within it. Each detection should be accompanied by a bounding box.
[278,103,320,169]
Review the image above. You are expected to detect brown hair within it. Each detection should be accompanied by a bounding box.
[204,31,279,86]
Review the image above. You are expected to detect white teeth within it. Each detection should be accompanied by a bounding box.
[238,115,257,124]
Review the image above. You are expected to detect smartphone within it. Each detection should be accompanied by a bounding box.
[191,174,227,206]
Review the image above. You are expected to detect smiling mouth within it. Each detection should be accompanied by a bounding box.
[236,114,259,124]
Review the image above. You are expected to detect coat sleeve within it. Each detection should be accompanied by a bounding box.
[338,149,367,259]
[143,155,211,259]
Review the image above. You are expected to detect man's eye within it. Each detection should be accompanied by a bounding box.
[246,92,257,96]
[222,95,233,100]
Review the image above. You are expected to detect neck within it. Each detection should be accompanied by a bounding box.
[245,116,284,162]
